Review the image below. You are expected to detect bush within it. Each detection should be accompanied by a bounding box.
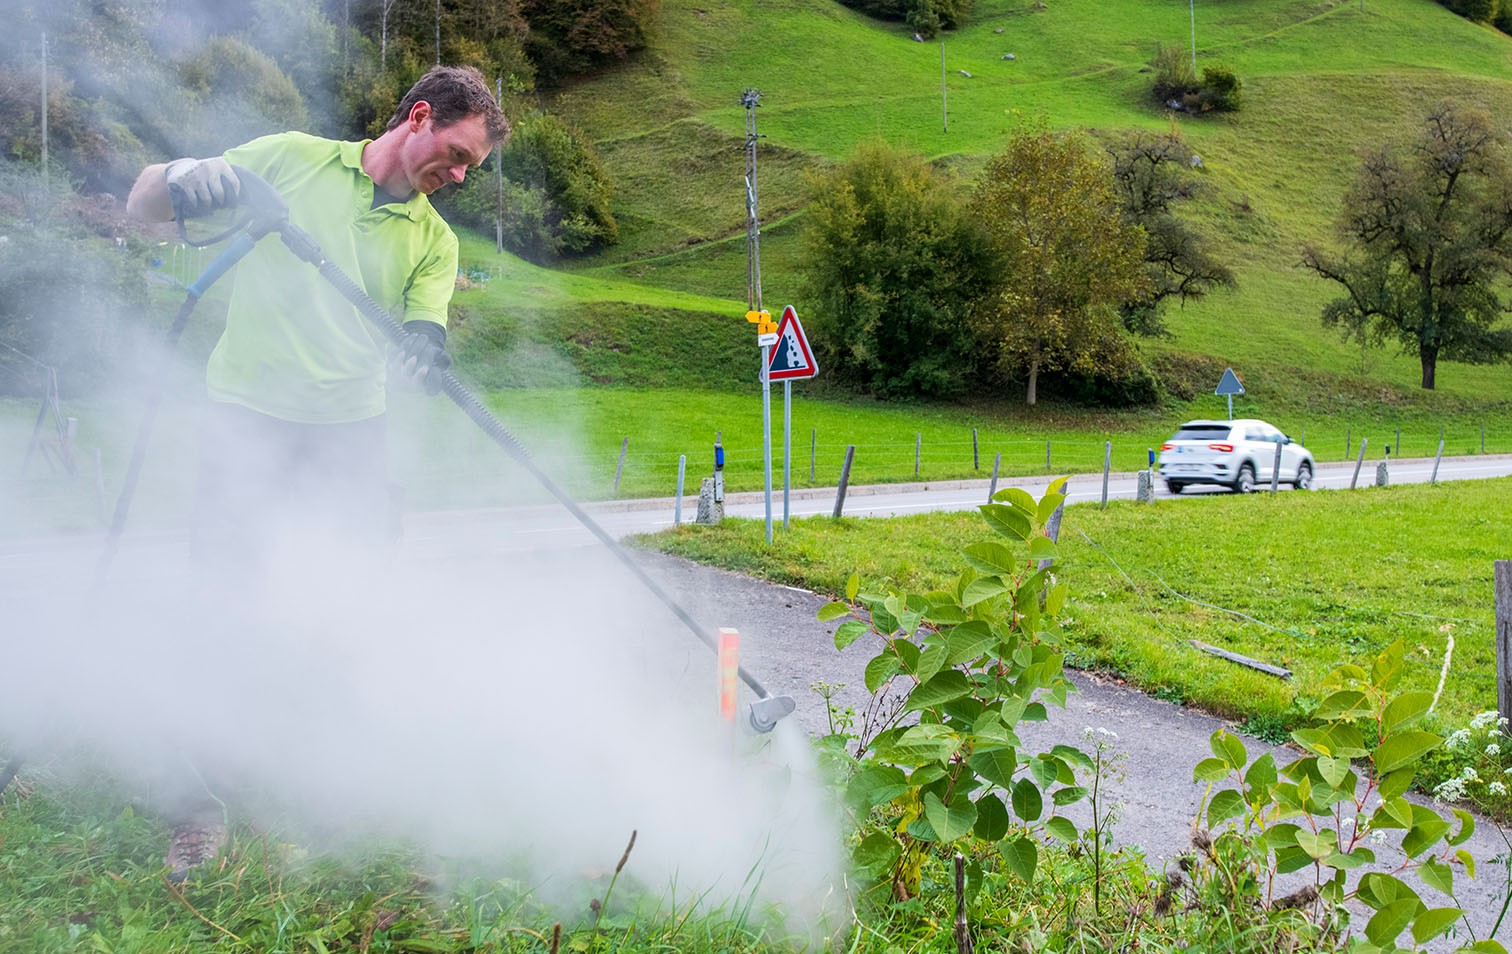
[837,0,972,37]
[1150,43,1196,104]
[1197,65,1242,113]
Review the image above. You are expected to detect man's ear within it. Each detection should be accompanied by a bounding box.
[408,101,432,129]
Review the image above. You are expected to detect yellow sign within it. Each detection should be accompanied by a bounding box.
[745,309,770,324]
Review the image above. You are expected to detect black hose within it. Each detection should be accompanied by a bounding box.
[310,258,775,700]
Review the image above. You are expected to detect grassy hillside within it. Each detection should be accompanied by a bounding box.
[467,0,1512,408]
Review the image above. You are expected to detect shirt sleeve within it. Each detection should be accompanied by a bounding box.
[402,228,457,330]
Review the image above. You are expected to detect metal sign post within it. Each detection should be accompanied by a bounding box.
[1215,367,1245,420]
[764,305,819,529]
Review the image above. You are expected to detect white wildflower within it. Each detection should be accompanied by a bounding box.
[1490,781,1508,798]
[1486,742,1502,757]
[1446,728,1473,752]
[1435,777,1467,803]
[1462,766,1481,783]
[1470,711,1503,731]
[1370,829,1389,846]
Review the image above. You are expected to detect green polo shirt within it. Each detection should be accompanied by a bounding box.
[209,131,457,423]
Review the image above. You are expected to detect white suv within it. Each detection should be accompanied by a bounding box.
[1157,419,1314,494]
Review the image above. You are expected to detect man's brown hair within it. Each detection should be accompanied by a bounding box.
[387,65,509,144]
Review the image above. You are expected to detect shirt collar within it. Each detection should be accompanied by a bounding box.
[342,138,429,222]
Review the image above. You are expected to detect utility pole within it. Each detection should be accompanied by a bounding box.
[495,76,504,254]
[1189,0,1198,78]
[435,0,441,65]
[40,31,48,190]
[742,89,775,544]
[941,42,948,134]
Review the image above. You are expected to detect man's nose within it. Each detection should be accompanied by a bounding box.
[450,164,468,183]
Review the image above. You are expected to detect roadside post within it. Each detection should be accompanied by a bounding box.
[765,305,819,529]
[1350,438,1369,489]
[1271,441,1284,493]
[1215,368,1244,420]
[1497,561,1511,732]
[1137,448,1155,503]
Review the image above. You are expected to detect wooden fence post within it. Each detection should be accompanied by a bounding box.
[1350,438,1368,489]
[1100,441,1112,509]
[988,452,1001,503]
[1497,561,1511,733]
[613,437,629,494]
[972,428,979,471]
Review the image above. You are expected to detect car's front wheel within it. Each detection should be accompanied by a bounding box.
[1294,462,1313,491]
[1233,463,1256,494]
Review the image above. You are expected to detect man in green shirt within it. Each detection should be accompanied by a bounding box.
[125,64,509,880]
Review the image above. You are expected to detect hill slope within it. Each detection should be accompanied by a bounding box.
[482,0,1512,407]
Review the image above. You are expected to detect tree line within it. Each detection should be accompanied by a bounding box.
[802,100,1512,405]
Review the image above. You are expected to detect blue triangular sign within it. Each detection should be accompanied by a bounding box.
[765,306,818,381]
[1215,368,1245,396]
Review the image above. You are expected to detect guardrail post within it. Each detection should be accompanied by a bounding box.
[833,445,855,519]
[1349,438,1368,489]
[1497,561,1511,734]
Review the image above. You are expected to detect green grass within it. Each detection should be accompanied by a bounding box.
[635,477,1512,735]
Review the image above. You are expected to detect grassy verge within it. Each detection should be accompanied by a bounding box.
[635,477,1512,738]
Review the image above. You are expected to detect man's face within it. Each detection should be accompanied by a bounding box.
[400,104,494,196]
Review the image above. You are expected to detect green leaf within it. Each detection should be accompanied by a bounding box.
[1011,777,1043,821]
[1378,767,1416,801]
[1243,753,1278,800]
[973,793,1010,842]
[944,622,996,665]
[1001,835,1037,882]
[1382,691,1434,733]
[923,791,977,843]
[1448,807,1476,846]
[852,831,901,878]
[1317,755,1351,789]
[997,487,1038,514]
[834,619,870,651]
[1207,789,1245,827]
[962,542,1021,577]
[1294,828,1336,860]
[1292,723,1369,759]
[1456,848,1477,879]
[1264,823,1303,850]
[845,573,860,601]
[1419,858,1454,896]
[1463,939,1508,953]
[968,748,1019,789]
[922,596,968,626]
[1051,785,1087,807]
[1036,491,1066,526]
[817,600,851,622]
[1211,729,1247,770]
[864,652,902,693]
[1358,872,1420,910]
[1364,898,1420,948]
[1324,846,1374,870]
[962,576,1009,608]
[1315,689,1370,720]
[914,643,948,684]
[1370,640,1407,691]
[907,670,972,711]
[1027,536,1056,563]
[1411,907,1462,945]
[1401,816,1451,858]
[1274,844,1313,874]
[1044,816,1078,842]
[1193,757,1230,783]
[1374,730,1443,773]
[980,503,1032,541]
[845,763,909,812]
[876,724,959,765]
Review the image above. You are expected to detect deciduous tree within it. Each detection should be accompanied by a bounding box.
[800,140,994,399]
[1303,100,1512,390]
[1108,131,1234,337]
[972,128,1149,405]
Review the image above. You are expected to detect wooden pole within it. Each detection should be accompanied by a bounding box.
[1270,441,1283,493]
[972,428,979,471]
[674,454,686,526]
[1349,438,1368,489]
[1431,438,1445,486]
[1497,561,1511,734]
[988,452,1001,503]
[1100,441,1112,509]
[915,433,921,477]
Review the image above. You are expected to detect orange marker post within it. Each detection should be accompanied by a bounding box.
[717,628,740,723]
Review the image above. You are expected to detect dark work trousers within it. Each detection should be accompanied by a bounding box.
[191,401,393,599]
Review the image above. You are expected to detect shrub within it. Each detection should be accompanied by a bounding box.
[1150,43,1196,104]
[1197,64,1242,113]
[836,0,972,37]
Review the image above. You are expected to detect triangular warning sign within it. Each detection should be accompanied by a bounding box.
[765,305,819,381]
[1214,367,1245,396]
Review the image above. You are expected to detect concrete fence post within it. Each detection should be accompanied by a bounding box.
[833,445,856,519]
[1100,441,1112,509]
[1496,561,1511,734]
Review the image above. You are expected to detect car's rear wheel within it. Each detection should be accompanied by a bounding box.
[1233,463,1256,494]
[1166,481,1185,495]
[1294,462,1313,491]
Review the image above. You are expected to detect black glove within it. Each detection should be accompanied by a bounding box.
[393,321,452,396]
[163,158,240,218]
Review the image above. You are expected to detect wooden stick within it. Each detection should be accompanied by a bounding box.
[1189,640,1292,679]
[953,852,974,954]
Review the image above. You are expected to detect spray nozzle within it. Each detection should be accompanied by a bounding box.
[748,694,796,733]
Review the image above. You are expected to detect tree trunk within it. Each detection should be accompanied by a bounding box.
[1026,359,1039,406]
[1420,346,1437,390]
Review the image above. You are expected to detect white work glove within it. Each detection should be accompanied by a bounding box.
[389,322,452,396]
[163,157,240,218]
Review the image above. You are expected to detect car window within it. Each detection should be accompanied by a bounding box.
[1171,425,1231,441]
